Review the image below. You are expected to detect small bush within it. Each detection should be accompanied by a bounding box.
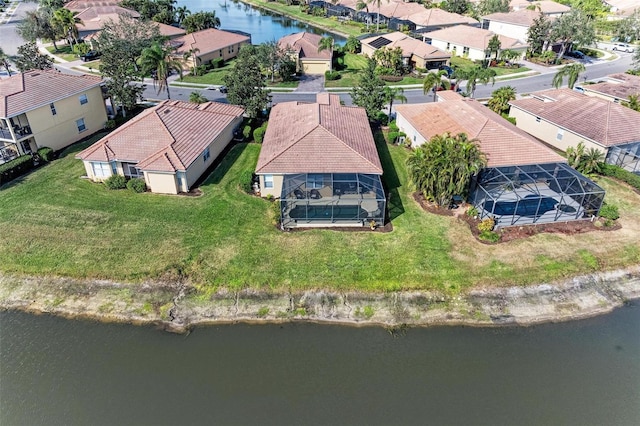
[126,177,146,193]
[73,43,90,56]
[477,217,495,233]
[388,120,399,132]
[0,155,34,186]
[387,131,399,143]
[242,125,252,140]
[104,174,127,190]
[253,125,267,143]
[324,70,341,80]
[599,203,619,220]
[37,147,54,162]
[600,164,640,191]
[239,170,254,193]
[466,206,479,217]
[479,230,500,243]
[375,111,388,123]
[210,58,224,69]
[104,119,116,130]
[379,74,403,82]
[257,307,269,317]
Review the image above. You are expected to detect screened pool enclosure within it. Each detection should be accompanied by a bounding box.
[606,141,640,175]
[280,173,386,228]
[469,163,605,228]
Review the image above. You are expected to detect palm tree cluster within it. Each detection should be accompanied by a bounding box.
[566,142,605,175]
[406,133,487,208]
[138,42,183,99]
[552,62,586,89]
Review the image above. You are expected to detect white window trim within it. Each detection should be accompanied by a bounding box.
[76,118,86,133]
[79,94,88,105]
[91,162,111,178]
[264,174,274,189]
[556,129,564,141]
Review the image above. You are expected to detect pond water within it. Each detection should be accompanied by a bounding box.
[1,304,639,425]
[176,0,346,45]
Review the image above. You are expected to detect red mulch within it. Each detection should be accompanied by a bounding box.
[412,192,621,244]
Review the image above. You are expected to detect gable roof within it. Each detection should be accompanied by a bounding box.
[395,94,565,167]
[579,73,640,102]
[84,22,185,42]
[76,100,244,172]
[510,0,571,14]
[399,7,479,27]
[362,32,451,60]
[64,0,120,12]
[0,70,103,118]
[74,6,140,31]
[509,89,640,148]
[172,28,250,57]
[278,32,331,61]
[256,93,382,175]
[425,25,527,50]
[483,9,543,27]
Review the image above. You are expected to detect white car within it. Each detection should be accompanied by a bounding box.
[612,43,634,53]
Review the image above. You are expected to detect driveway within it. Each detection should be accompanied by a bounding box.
[295,74,325,93]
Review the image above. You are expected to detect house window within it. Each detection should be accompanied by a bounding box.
[264,174,273,189]
[79,94,88,105]
[76,118,86,132]
[307,174,323,189]
[463,47,470,56]
[91,162,111,178]
[124,163,141,178]
[556,129,564,141]
[203,147,210,162]
[50,103,57,115]
[536,116,541,122]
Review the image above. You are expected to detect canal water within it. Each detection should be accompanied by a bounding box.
[1,305,639,425]
[176,0,346,45]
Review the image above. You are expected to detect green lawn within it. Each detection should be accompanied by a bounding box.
[326,54,423,88]
[450,56,531,76]
[46,45,78,62]
[181,61,235,85]
[0,131,638,294]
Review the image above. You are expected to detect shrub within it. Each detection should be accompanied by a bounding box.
[210,58,224,69]
[104,119,116,130]
[242,125,252,140]
[479,230,500,243]
[466,206,479,217]
[253,125,267,143]
[388,131,399,143]
[388,120,399,132]
[375,111,388,123]
[73,43,90,56]
[126,177,146,193]
[599,203,619,220]
[37,147,54,162]
[600,164,640,191]
[379,74,403,82]
[0,155,34,186]
[257,307,269,317]
[104,174,127,190]
[477,217,495,233]
[239,170,254,193]
[324,70,341,80]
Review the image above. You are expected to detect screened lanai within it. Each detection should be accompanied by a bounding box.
[280,173,386,228]
[469,163,605,228]
[606,141,640,175]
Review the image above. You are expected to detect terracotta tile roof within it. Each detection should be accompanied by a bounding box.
[0,70,103,118]
[65,0,120,12]
[362,32,451,60]
[172,28,250,57]
[579,73,640,102]
[510,0,571,13]
[256,93,382,175]
[84,22,185,41]
[425,25,527,50]
[278,32,331,60]
[482,9,542,27]
[76,100,244,172]
[335,0,424,18]
[75,6,140,31]
[399,7,478,27]
[395,97,565,167]
[509,88,640,148]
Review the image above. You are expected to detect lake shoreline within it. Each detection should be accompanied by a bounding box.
[1,266,639,332]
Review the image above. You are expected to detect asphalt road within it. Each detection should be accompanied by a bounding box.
[0,0,38,56]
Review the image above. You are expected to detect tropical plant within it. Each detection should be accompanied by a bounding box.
[538,50,556,65]
[367,0,389,32]
[552,62,586,89]
[224,45,270,118]
[442,0,469,15]
[383,86,407,124]
[422,70,447,101]
[344,35,361,54]
[189,91,208,104]
[182,11,220,33]
[350,58,387,121]
[487,86,516,115]
[138,42,183,99]
[0,47,12,77]
[17,9,62,51]
[457,66,496,98]
[175,5,190,26]
[487,34,501,61]
[476,0,509,15]
[566,141,604,174]
[526,11,551,56]
[318,36,334,54]
[621,94,640,112]
[356,0,370,30]
[52,8,83,46]
[406,133,487,207]
[550,9,596,60]
[14,42,53,72]
[499,49,521,65]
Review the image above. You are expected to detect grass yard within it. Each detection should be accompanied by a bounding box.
[46,45,78,62]
[450,56,531,76]
[0,131,638,294]
[181,61,235,85]
[326,54,423,88]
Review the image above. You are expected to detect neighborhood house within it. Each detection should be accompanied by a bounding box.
[361,32,451,70]
[0,70,108,164]
[509,89,640,175]
[424,25,528,61]
[575,73,640,104]
[172,28,251,68]
[278,32,332,74]
[76,100,244,194]
[395,92,605,228]
[256,93,386,228]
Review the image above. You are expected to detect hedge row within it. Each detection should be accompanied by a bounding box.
[0,155,35,186]
[600,164,640,192]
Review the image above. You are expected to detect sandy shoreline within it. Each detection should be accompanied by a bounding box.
[1,266,639,332]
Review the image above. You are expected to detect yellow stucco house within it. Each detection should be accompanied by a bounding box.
[0,70,108,164]
[76,100,245,194]
[172,28,251,69]
[278,32,332,74]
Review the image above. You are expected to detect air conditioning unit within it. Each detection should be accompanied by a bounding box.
[397,136,406,145]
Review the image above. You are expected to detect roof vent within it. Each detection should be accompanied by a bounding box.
[30,73,40,77]
[163,109,171,114]
[531,95,556,102]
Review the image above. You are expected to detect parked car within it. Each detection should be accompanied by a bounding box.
[438,65,454,77]
[612,43,634,53]
[566,50,586,60]
[80,51,101,62]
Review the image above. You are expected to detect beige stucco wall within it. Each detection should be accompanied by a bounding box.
[193,41,250,66]
[509,107,607,154]
[430,38,525,61]
[145,171,178,194]
[301,59,331,74]
[24,86,107,152]
[487,21,528,42]
[361,44,376,58]
[578,88,625,103]
[395,112,426,148]
[258,173,284,198]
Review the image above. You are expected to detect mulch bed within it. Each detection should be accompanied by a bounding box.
[412,192,621,244]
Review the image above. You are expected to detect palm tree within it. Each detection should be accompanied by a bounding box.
[175,6,190,27]
[52,8,82,46]
[138,42,183,99]
[384,86,407,124]
[580,148,604,174]
[552,62,586,89]
[487,86,516,115]
[356,0,370,30]
[0,47,12,76]
[458,66,496,98]
[622,94,640,112]
[367,0,389,32]
[487,34,501,62]
[318,36,334,71]
[422,70,446,101]
[183,47,200,69]
[406,132,487,207]
[189,91,208,104]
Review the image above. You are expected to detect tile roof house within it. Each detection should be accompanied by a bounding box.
[73,5,141,39]
[395,92,604,227]
[278,32,332,74]
[397,7,479,32]
[0,70,107,164]
[76,100,244,194]
[510,0,571,15]
[424,25,528,61]
[361,32,451,69]
[482,9,555,42]
[256,93,386,228]
[509,89,640,174]
[575,73,640,104]
[64,0,121,12]
[171,28,251,68]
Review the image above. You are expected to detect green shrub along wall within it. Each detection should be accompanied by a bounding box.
[0,155,35,186]
[600,164,640,192]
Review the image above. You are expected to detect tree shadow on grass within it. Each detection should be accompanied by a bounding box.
[373,129,405,222]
